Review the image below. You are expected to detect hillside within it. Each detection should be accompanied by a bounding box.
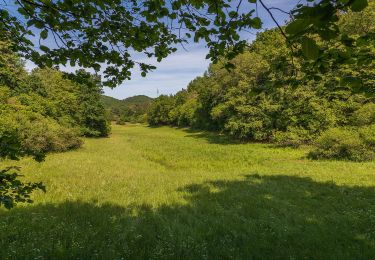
[101,95,124,108]
[123,95,153,106]
[101,95,153,123]
[101,95,153,109]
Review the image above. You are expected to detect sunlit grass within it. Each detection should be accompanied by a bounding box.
[1,124,374,258]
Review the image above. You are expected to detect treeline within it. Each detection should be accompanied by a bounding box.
[148,4,375,161]
[102,95,153,124]
[0,40,111,208]
[0,40,110,162]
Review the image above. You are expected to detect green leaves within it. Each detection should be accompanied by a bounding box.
[40,29,48,40]
[301,37,319,60]
[350,0,368,12]
[2,0,372,87]
[0,166,45,210]
[285,19,311,36]
[251,17,262,29]
[39,45,50,52]
[340,77,363,88]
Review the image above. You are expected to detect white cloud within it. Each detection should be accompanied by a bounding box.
[104,44,211,99]
[24,1,297,100]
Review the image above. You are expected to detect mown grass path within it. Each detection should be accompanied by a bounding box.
[1,125,374,259]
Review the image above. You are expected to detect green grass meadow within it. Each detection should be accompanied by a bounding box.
[1,125,374,259]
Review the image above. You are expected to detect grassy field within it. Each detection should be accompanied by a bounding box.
[1,124,374,259]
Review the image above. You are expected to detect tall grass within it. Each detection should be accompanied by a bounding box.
[1,125,374,258]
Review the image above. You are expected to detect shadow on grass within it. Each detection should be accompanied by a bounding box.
[182,128,242,145]
[1,174,374,258]
[147,125,239,145]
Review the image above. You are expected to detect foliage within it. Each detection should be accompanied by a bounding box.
[0,41,109,209]
[0,125,374,258]
[102,95,153,124]
[148,95,175,125]
[0,41,27,91]
[309,127,375,161]
[359,123,375,147]
[20,115,83,157]
[148,6,375,161]
[68,70,111,137]
[351,103,375,126]
[0,166,45,209]
[148,26,372,142]
[24,68,110,137]
[0,106,82,162]
[0,106,23,161]
[0,0,370,87]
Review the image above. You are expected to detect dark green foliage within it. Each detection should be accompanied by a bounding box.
[122,95,154,106]
[352,103,375,126]
[24,68,110,137]
[0,0,370,87]
[0,106,82,162]
[103,95,153,124]
[0,108,23,161]
[309,127,375,162]
[20,116,83,158]
[0,166,45,209]
[101,95,125,110]
[148,5,375,161]
[68,70,110,137]
[148,95,175,126]
[148,29,348,142]
[0,41,109,209]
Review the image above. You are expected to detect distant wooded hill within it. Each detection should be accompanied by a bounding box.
[101,95,153,108]
[101,95,153,123]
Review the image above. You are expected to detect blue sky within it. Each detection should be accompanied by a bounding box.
[16,0,297,99]
[103,0,296,99]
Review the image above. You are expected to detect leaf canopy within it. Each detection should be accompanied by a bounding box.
[0,0,370,87]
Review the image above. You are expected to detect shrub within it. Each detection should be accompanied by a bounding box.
[21,116,82,158]
[80,116,111,137]
[0,85,11,103]
[0,109,23,160]
[351,103,375,126]
[0,107,82,161]
[273,127,312,147]
[359,124,375,147]
[309,127,375,162]
[147,95,174,125]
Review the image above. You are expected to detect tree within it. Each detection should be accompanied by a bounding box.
[147,5,374,152]
[0,42,111,209]
[67,70,111,137]
[0,0,370,87]
[148,95,175,125]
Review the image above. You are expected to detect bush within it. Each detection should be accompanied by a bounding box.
[80,116,111,137]
[359,124,375,147]
[21,116,82,159]
[309,127,375,162]
[0,107,82,161]
[147,95,174,125]
[273,127,312,147]
[0,109,23,160]
[351,103,375,126]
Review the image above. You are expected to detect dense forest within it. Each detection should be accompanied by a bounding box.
[148,2,375,161]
